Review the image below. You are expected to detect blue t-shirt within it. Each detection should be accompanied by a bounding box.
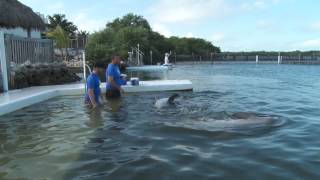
[106,63,125,90]
[85,73,101,104]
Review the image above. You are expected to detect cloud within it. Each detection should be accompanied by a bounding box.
[148,0,231,24]
[300,39,320,48]
[21,0,67,14]
[256,19,277,31]
[241,1,265,10]
[309,21,320,31]
[152,23,172,37]
[211,32,225,43]
[70,12,104,32]
[186,32,194,38]
[241,0,282,10]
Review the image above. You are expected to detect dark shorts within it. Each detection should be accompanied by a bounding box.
[106,89,121,99]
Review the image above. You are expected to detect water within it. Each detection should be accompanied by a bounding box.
[1,64,320,180]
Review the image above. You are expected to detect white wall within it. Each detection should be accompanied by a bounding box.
[0,27,41,38]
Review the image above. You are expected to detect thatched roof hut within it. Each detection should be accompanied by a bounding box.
[0,0,45,30]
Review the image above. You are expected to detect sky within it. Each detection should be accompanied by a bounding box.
[20,0,320,52]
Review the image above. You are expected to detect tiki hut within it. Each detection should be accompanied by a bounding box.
[0,0,45,38]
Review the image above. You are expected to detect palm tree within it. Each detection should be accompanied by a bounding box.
[47,14,78,38]
[46,26,70,61]
[77,30,89,37]
[76,30,89,49]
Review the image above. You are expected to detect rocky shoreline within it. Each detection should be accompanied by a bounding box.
[11,61,81,89]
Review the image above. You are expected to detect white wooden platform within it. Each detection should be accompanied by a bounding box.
[0,80,192,116]
[126,65,171,72]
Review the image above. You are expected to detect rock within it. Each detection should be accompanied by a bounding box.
[12,62,80,89]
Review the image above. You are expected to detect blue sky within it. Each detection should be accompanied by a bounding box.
[21,0,320,51]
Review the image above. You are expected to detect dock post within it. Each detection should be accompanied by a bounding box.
[256,55,259,63]
[137,44,140,66]
[0,32,9,92]
[278,52,281,64]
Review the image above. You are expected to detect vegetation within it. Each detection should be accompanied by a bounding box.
[86,13,220,65]
[77,30,90,38]
[46,14,78,38]
[168,37,220,55]
[46,26,70,60]
[223,51,320,56]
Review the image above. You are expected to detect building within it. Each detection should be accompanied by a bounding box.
[0,0,50,92]
[0,0,45,38]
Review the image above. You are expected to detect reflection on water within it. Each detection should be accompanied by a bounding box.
[85,108,103,128]
[105,98,123,112]
[1,64,320,179]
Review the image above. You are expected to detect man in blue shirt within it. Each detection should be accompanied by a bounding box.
[85,63,104,108]
[106,55,126,98]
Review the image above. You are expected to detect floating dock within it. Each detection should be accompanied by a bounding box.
[0,80,192,116]
[126,65,171,72]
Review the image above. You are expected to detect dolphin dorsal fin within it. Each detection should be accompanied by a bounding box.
[168,94,179,104]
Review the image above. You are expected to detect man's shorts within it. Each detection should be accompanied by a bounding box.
[106,89,121,99]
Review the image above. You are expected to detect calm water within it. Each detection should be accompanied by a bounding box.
[1,64,320,180]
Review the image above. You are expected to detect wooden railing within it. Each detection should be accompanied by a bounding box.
[3,35,54,89]
[4,35,54,65]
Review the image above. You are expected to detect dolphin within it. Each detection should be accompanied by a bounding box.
[207,112,276,129]
[155,94,180,109]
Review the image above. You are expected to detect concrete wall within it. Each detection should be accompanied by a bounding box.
[0,27,41,38]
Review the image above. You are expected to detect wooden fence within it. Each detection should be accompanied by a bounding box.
[3,35,54,89]
[4,35,54,65]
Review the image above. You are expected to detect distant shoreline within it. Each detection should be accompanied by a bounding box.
[175,60,320,65]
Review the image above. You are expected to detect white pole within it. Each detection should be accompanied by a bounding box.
[256,55,259,63]
[299,54,301,63]
[278,52,281,64]
[82,51,87,89]
[137,44,140,66]
[0,32,9,92]
[150,50,153,65]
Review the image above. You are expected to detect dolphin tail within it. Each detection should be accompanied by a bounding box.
[168,94,179,104]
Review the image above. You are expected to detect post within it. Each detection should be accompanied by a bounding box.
[150,50,153,65]
[0,32,9,92]
[137,44,140,66]
[278,52,281,64]
[82,51,87,89]
[256,55,259,63]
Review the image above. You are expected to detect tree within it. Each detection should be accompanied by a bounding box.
[47,14,78,38]
[86,28,116,64]
[77,30,89,38]
[46,26,70,60]
[106,13,151,31]
[86,13,221,65]
[76,30,89,49]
